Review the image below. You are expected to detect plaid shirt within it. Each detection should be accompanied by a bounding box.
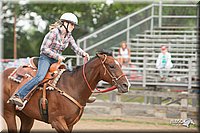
[40,28,84,60]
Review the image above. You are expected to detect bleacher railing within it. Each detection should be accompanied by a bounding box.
[1,55,198,89]
[76,3,197,65]
[122,57,198,89]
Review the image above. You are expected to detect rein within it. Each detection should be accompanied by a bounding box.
[82,55,125,93]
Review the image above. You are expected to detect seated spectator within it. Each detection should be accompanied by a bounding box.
[118,41,131,66]
[156,45,173,81]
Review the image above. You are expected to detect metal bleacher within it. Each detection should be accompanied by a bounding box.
[75,3,199,90]
[112,26,199,90]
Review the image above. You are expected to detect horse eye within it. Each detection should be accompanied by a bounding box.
[109,65,115,69]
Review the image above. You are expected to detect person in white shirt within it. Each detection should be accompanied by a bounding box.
[118,41,131,66]
[156,45,173,80]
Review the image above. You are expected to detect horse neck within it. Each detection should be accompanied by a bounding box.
[59,57,102,105]
[82,57,102,90]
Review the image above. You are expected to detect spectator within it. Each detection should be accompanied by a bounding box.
[118,41,131,66]
[156,45,173,81]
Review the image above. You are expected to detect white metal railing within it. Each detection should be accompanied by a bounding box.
[61,56,199,89]
[76,3,197,65]
[1,56,199,89]
[122,57,198,89]
[76,4,154,65]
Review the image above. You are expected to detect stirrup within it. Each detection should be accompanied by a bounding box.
[16,100,28,111]
[7,95,23,106]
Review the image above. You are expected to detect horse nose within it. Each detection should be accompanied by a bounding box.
[124,76,130,90]
[122,83,129,89]
[122,83,130,91]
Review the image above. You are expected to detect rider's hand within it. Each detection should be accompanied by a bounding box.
[58,56,65,63]
[83,52,90,61]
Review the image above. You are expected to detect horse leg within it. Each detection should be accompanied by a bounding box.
[51,116,71,133]
[16,111,34,133]
[68,126,73,133]
[3,110,17,133]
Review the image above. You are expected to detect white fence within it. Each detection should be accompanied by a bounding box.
[85,89,198,120]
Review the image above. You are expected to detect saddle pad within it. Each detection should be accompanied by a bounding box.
[8,66,35,83]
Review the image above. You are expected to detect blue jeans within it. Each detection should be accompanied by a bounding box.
[159,68,170,78]
[16,54,57,99]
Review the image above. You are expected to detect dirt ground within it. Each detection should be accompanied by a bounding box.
[1,114,198,132]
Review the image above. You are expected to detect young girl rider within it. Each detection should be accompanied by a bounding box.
[9,12,94,107]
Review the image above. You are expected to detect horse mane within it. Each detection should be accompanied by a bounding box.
[69,49,113,74]
[96,49,113,56]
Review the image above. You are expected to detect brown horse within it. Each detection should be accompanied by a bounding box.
[2,51,130,133]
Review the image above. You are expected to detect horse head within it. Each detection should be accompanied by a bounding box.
[96,50,130,93]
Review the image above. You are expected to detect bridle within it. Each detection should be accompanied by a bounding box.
[100,54,125,86]
[82,54,126,93]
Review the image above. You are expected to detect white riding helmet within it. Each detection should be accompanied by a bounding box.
[60,13,78,25]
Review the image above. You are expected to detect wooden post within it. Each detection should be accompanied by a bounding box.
[149,96,154,104]
[157,97,162,105]
[144,88,149,104]
[110,92,122,116]
[192,98,197,107]
[156,87,162,105]
[110,91,116,102]
[13,12,17,59]
[180,91,188,119]
[116,93,121,102]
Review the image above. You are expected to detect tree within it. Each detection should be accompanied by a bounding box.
[2,2,146,58]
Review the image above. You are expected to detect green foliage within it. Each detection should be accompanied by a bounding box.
[3,2,146,59]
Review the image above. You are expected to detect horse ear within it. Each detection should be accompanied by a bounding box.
[96,53,104,59]
[96,49,112,56]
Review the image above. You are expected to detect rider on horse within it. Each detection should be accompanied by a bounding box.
[8,12,95,107]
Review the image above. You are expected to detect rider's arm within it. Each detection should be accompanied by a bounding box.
[69,35,85,57]
[40,29,61,60]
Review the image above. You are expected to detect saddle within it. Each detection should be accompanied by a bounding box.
[8,57,67,121]
[9,57,66,84]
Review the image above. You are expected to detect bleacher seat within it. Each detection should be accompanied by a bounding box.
[112,27,199,88]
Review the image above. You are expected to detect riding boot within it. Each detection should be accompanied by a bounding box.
[87,96,96,103]
[8,95,24,107]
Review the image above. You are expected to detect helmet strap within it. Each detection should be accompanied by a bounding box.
[62,21,69,38]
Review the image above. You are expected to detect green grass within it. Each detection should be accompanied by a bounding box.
[81,117,198,128]
[81,117,170,126]
[93,93,109,101]
[121,95,144,103]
